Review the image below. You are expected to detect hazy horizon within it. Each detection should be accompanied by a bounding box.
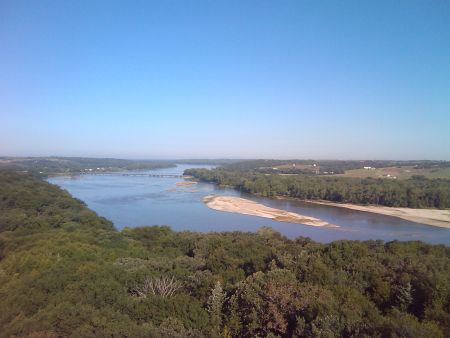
[1,1,449,160]
[1,154,449,162]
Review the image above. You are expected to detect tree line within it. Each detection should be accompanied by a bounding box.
[223,159,450,174]
[185,168,450,208]
[0,156,176,176]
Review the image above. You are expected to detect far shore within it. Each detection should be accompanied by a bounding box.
[203,195,338,227]
[300,199,450,229]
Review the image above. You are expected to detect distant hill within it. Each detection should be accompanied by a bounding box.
[223,159,450,175]
[0,156,175,176]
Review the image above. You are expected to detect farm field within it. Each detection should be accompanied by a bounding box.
[334,166,450,180]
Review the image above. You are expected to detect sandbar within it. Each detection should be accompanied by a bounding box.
[176,181,197,186]
[203,195,338,227]
[304,200,450,229]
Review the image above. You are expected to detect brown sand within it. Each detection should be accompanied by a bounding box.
[203,195,338,227]
[305,200,450,229]
[176,181,197,186]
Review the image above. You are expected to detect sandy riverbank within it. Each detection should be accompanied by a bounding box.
[203,195,338,227]
[176,181,197,186]
[304,200,450,229]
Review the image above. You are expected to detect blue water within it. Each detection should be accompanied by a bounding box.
[48,164,450,245]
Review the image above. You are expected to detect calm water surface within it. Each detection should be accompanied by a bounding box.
[48,164,450,245]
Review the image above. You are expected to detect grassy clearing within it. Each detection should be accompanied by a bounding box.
[334,166,450,180]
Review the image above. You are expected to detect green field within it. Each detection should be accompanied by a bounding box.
[335,166,450,180]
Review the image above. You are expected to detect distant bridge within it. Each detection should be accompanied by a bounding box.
[81,172,184,178]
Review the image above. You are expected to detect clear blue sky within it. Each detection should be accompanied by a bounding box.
[1,0,449,159]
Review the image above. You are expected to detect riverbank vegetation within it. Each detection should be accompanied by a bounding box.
[1,169,449,337]
[185,168,450,209]
[0,156,176,176]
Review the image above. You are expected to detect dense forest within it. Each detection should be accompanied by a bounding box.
[185,168,450,209]
[0,169,449,337]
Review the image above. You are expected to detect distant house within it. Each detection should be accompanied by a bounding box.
[363,166,376,170]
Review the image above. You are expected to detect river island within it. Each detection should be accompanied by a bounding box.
[203,195,338,227]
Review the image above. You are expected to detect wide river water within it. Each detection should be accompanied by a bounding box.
[48,164,450,245]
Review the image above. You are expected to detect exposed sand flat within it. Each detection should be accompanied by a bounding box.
[305,200,450,229]
[176,181,197,186]
[168,181,198,192]
[203,195,338,227]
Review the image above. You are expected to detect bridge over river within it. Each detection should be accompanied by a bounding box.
[81,172,185,178]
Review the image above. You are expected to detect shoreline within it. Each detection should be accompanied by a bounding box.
[296,199,450,229]
[203,195,338,228]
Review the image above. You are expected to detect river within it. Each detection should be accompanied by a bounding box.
[47,164,450,245]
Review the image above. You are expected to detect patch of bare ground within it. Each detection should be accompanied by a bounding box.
[203,195,338,227]
[304,200,450,228]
